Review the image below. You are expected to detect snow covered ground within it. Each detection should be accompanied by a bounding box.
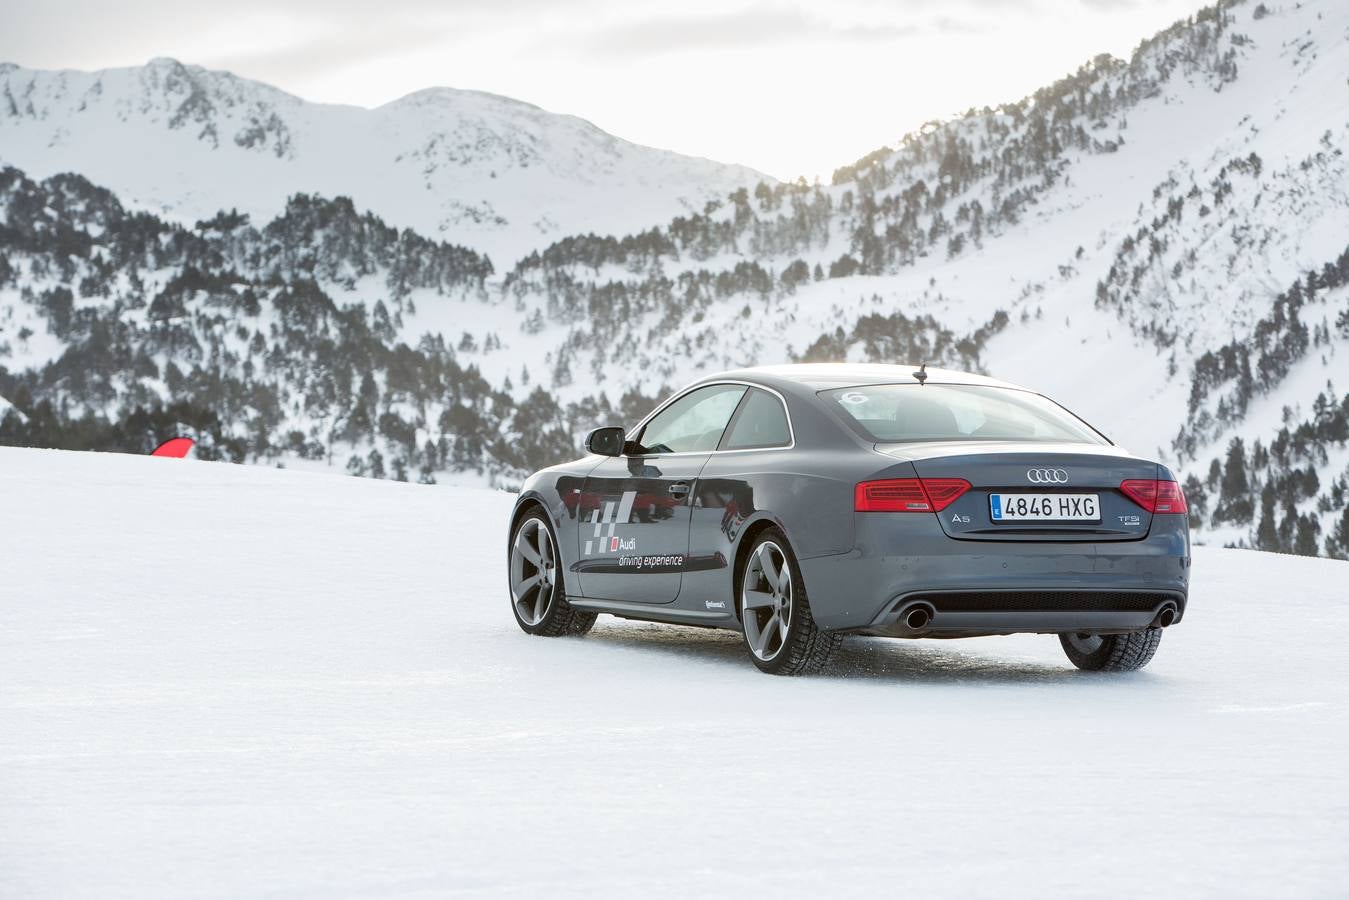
[2,447,1346,898]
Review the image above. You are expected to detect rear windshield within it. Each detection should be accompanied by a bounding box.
[822,383,1107,445]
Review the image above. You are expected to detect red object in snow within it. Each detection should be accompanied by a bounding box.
[151,437,195,458]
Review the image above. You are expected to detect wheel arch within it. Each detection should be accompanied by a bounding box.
[508,493,552,555]
[729,513,793,623]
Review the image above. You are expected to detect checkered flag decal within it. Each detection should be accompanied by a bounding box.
[584,491,636,555]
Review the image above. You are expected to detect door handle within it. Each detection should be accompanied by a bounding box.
[668,482,691,497]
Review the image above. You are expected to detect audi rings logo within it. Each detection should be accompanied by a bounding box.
[1026,468,1069,484]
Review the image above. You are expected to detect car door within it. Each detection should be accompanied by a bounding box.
[681,387,796,610]
[575,383,747,604]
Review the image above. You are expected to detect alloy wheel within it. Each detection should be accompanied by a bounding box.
[510,517,556,626]
[742,540,793,661]
[1065,632,1105,655]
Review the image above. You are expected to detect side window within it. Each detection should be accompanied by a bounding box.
[720,388,792,450]
[634,385,747,454]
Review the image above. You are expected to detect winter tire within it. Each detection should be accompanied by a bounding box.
[509,511,598,637]
[738,527,841,675]
[1059,629,1162,672]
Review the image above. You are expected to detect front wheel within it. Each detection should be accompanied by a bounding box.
[738,528,840,675]
[1059,630,1162,672]
[508,511,597,637]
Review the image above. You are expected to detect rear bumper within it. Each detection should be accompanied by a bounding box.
[798,512,1190,635]
[865,589,1184,637]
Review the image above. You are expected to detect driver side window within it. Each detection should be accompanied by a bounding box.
[633,384,747,455]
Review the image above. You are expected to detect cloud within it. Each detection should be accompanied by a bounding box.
[568,5,990,60]
[2,0,1006,75]
[198,23,458,86]
[0,0,555,71]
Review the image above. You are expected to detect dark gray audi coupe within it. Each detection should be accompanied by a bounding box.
[507,364,1190,675]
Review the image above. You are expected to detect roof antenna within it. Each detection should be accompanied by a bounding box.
[913,362,928,385]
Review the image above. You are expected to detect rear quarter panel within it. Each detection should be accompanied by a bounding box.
[677,448,858,613]
[675,385,942,617]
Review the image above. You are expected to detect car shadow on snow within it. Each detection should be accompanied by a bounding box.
[586,621,748,667]
[586,622,1116,685]
[825,637,1086,685]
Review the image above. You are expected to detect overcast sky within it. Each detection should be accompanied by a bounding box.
[4,0,1211,180]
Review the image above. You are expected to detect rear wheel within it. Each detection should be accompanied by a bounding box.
[738,528,840,675]
[1059,630,1162,672]
[508,511,597,636]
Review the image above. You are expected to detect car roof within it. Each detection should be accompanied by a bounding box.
[702,363,1027,394]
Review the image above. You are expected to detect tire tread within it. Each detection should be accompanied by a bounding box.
[1060,629,1162,672]
[742,527,841,675]
[511,511,596,638]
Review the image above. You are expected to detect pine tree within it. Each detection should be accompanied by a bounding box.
[1325,508,1349,560]
[1255,487,1278,550]
[1216,438,1253,523]
[1293,515,1321,557]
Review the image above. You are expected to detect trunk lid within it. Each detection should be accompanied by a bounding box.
[875,441,1161,542]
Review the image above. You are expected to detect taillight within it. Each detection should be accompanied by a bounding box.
[855,478,971,513]
[856,479,928,512]
[921,479,972,511]
[1120,479,1188,514]
[1154,480,1188,513]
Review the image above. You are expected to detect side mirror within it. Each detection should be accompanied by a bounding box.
[585,426,626,457]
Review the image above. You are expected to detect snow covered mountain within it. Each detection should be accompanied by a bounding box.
[0,58,767,265]
[492,0,1349,553]
[0,0,1346,555]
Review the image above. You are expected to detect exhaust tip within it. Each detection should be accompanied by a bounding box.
[904,606,932,630]
[1155,605,1177,628]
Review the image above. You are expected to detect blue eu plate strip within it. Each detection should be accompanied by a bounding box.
[991,495,1002,520]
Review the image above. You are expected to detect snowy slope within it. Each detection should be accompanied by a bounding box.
[1,447,1346,898]
[510,0,1347,448]
[483,0,1349,547]
[0,58,767,264]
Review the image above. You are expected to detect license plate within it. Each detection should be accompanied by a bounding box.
[990,493,1100,521]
